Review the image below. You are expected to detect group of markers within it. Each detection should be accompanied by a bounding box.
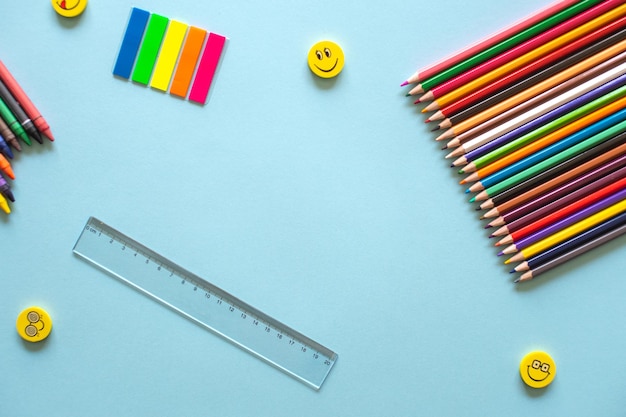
[402,0,626,283]
[0,60,54,214]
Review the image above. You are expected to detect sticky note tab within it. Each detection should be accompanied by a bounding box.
[189,32,226,104]
[113,7,150,79]
[131,13,169,85]
[170,26,207,98]
[150,20,188,92]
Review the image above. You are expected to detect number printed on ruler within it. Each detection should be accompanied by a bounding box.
[74,217,337,390]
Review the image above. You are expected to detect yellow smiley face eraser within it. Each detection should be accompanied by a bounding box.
[52,0,88,17]
[519,351,556,388]
[307,40,344,79]
[16,306,53,343]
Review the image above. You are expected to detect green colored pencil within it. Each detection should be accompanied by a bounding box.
[471,83,626,170]
[419,0,603,92]
[469,119,626,203]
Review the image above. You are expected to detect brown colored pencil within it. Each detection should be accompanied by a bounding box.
[479,138,626,214]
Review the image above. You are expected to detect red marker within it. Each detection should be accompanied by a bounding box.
[0,60,54,141]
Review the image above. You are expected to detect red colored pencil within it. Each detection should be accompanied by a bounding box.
[418,0,624,102]
[421,14,626,113]
[402,0,584,86]
[495,177,626,246]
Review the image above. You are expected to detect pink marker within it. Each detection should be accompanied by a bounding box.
[189,32,226,104]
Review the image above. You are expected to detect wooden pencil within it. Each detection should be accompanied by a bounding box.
[403,0,593,86]
[448,68,626,165]
[489,165,626,234]
[417,0,623,98]
[421,9,626,111]
[426,26,626,123]
[496,179,626,246]
[462,93,626,186]
[438,47,626,139]
[472,125,626,203]
[515,222,626,282]
[480,138,626,213]
[512,211,626,274]
[503,198,626,261]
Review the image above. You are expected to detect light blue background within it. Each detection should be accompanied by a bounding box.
[2,1,625,416]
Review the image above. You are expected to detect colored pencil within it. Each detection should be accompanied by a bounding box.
[463,95,626,188]
[480,138,626,213]
[415,0,620,96]
[448,67,626,164]
[489,164,626,233]
[403,0,591,86]
[496,178,626,246]
[512,211,626,273]
[503,198,626,262]
[471,121,626,203]
[427,25,626,123]
[421,7,626,110]
[437,47,626,138]
[452,81,626,168]
[515,223,626,282]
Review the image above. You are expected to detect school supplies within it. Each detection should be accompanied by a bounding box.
[0,60,54,215]
[113,7,227,105]
[73,217,338,390]
[404,0,626,282]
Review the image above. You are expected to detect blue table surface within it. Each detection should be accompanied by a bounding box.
[2,1,625,416]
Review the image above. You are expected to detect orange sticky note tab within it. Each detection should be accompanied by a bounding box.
[170,26,207,98]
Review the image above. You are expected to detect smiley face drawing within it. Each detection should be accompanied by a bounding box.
[51,0,88,18]
[307,40,345,79]
[519,351,556,388]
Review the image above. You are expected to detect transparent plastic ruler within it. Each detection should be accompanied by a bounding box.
[73,217,337,390]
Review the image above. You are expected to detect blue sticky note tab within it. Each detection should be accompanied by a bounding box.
[113,7,151,79]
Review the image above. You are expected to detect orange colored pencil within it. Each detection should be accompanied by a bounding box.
[461,94,626,183]
[439,42,626,141]
[421,4,626,110]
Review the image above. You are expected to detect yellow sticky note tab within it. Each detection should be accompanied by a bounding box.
[150,20,188,92]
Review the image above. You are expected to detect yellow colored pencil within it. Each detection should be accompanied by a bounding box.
[505,199,626,264]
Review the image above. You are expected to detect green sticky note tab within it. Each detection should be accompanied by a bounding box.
[131,13,169,85]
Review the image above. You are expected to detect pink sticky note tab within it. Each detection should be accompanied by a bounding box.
[188,32,226,104]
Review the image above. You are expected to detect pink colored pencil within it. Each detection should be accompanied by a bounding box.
[401,0,582,86]
[188,33,226,105]
[418,0,624,101]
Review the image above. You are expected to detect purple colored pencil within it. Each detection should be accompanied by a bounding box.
[499,163,626,230]
[462,71,626,163]
[498,187,626,254]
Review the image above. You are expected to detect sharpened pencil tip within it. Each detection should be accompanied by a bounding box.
[405,93,411,97]
[464,189,470,194]
[469,196,476,203]
[441,145,447,150]
[497,251,504,257]
[431,126,440,132]
[458,169,464,174]
[509,269,515,274]
[400,81,408,87]
[514,278,520,283]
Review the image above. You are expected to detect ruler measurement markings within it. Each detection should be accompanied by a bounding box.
[74,217,337,389]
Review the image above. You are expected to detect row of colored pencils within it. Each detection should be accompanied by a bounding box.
[403,0,626,283]
[0,60,55,214]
